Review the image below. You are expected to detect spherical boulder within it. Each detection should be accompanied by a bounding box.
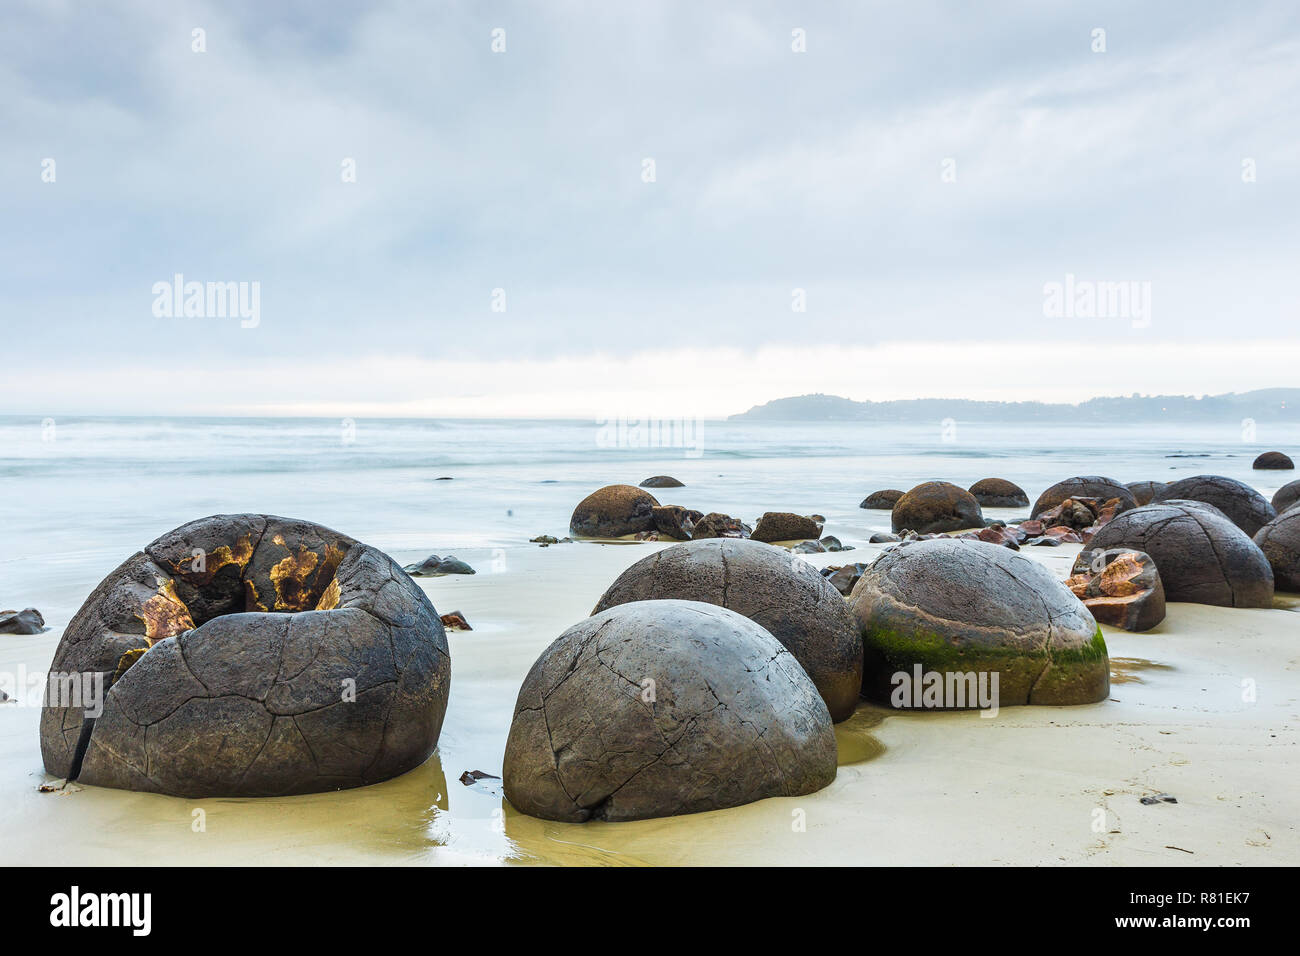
[569,484,659,538]
[849,539,1109,708]
[1088,503,1273,607]
[1125,480,1168,506]
[40,514,451,797]
[891,481,984,534]
[640,475,685,488]
[1254,509,1300,592]
[592,539,862,722]
[502,600,837,822]
[968,478,1029,508]
[1153,475,1276,537]
[1031,476,1136,520]
[860,489,904,510]
[1253,451,1295,470]
[751,512,822,543]
[1272,480,1300,514]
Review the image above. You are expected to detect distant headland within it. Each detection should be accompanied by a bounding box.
[729,389,1300,423]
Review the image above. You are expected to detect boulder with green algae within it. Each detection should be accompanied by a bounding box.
[40,514,450,797]
[849,538,1110,708]
[503,600,836,822]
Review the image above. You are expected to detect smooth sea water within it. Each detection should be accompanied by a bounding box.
[2,415,1297,624]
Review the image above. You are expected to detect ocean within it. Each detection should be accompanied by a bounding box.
[2,415,1297,624]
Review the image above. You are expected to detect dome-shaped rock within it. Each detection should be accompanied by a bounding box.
[1087,503,1273,607]
[849,539,1109,708]
[860,489,905,510]
[592,539,862,722]
[569,484,660,538]
[1254,509,1300,592]
[502,600,837,822]
[968,478,1029,508]
[1253,451,1295,470]
[1153,475,1275,537]
[1125,480,1168,506]
[1031,477,1136,520]
[891,481,983,534]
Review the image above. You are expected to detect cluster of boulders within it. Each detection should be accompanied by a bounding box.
[40,514,452,797]
[567,484,830,549]
[503,524,1117,823]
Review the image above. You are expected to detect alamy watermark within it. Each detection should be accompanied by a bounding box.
[1043,273,1150,328]
[595,416,704,458]
[152,274,260,328]
[890,665,1000,717]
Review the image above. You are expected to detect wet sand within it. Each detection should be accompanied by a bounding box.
[3,531,1297,866]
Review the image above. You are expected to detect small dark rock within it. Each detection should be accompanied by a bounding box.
[440,611,472,631]
[0,607,46,635]
[639,476,685,488]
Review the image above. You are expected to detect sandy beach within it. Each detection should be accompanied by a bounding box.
[4,522,1296,866]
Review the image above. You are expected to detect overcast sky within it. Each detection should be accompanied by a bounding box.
[3,0,1298,417]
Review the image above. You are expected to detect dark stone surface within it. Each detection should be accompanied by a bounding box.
[1253,451,1295,470]
[968,478,1029,508]
[1068,549,1166,632]
[751,512,822,543]
[0,607,45,634]
[1087,503,1273,608]
[1273,479,1300,514]
[1031,477,1136,520]
[592,539,862,722]
[40,514,451,797]
[651,505,702,540]
[1125,480,1168,506]
[860,489,905,510]
[849,538,1109,708]
[891,481,984,534]
[502,600,837,822]
[1254,509,1300,592]
[1153,475,1276,536]
[404,555,476,576]
[568,484,660,538]
[690,512,751,539]
[639,475,685,487]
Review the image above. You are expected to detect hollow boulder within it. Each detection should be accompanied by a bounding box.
[1068,549,1166,632]
[39,514,451,797]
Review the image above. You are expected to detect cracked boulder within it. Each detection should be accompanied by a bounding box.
[1087,502,1273,607]
[968,478,1029,508]
[568,484,659,538]
[39,514,451,797]
[1068,549,1167,632]
[502,600,836,822]
[891,481,984,534]
[1254,509,1300,592]
[1031,476,1136,521]
[1153,475,1276,537]
[592,538,862,722]
[849,538,1110,708]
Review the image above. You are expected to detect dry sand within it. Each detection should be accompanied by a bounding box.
[2,534,1297,866]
